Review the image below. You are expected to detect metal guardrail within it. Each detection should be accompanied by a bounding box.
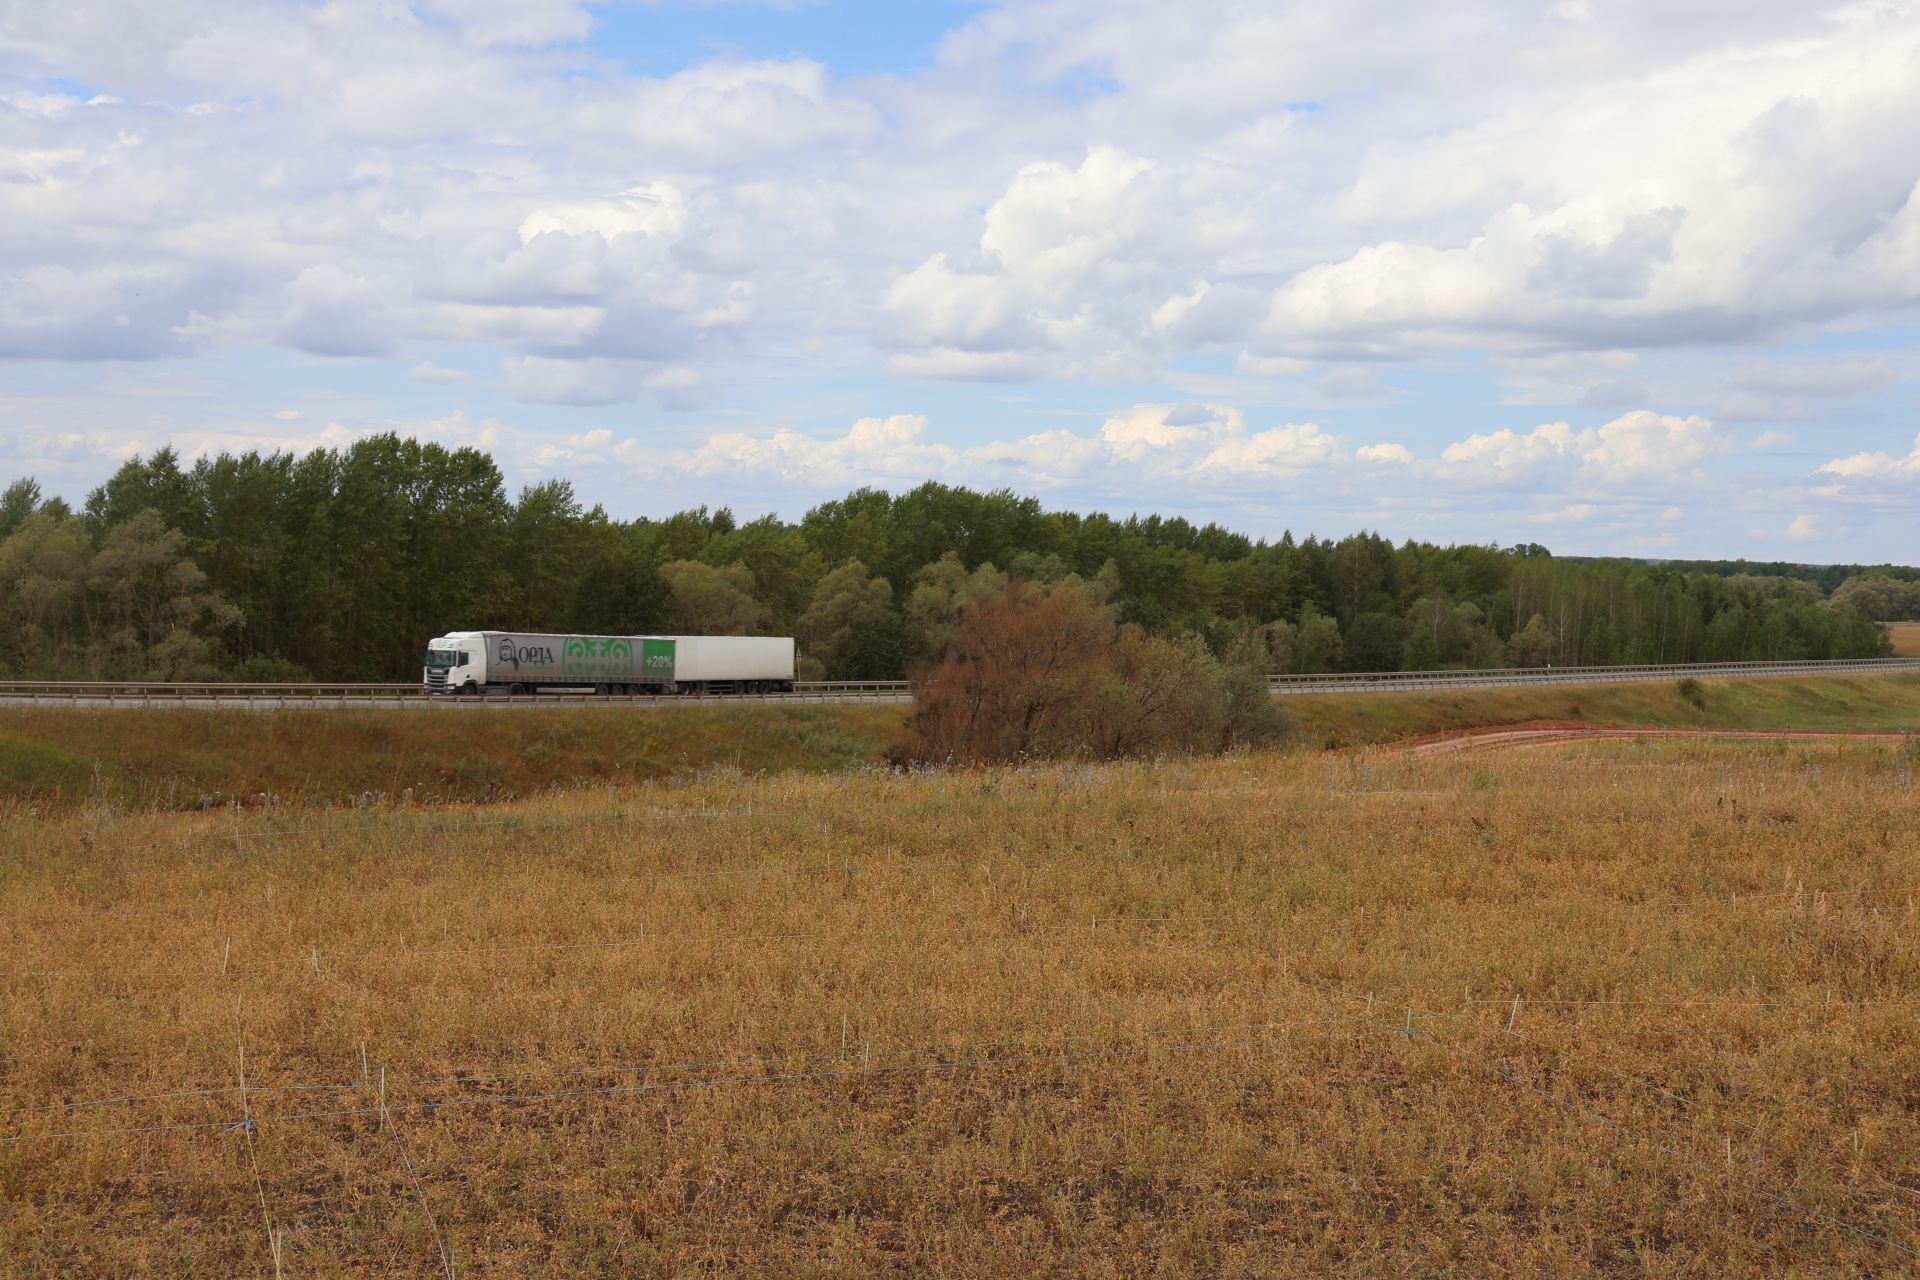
[0,680,913,704]
[0,659,1913,705]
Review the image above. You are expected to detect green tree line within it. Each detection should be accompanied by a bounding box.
[0,433,1896,681]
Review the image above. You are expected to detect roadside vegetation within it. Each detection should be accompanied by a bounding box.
[5,738,1919,1274]
[1,672,1916,815]
[891,580,1287,764]
[0,704,900,816]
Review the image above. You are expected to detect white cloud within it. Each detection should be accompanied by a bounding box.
[503,356,715,410]
[881,145,1260,379]
[640,402,1343,493]
[1235,352,1313,377]
[1578,410,1721,479]
[644,366,715,412]
[1438,410,1723,483]
[517,183,689,244]
[1730,358,1892,399]
[1575,380,1649,408]
[409,361,471,384]
[415,0,596,49]
[503,356,648,407]
[1785,513,1820,539]
[667,415,962,486]
[1818,433,1920,480]
[1440,421,1578,479]
[1308,366,1391,401]
[273,409,300,421]
[1,0,1916,559]
[1533,503,1598,524]
[1661,505,1683,521]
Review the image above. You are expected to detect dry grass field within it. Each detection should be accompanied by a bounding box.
[1888,621,1920,657]
[5,734,1920,1275]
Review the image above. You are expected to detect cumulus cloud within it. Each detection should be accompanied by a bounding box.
[640,403,1343,493]
[1438,410,1723,483]
[1818,433,1920,481]
[881,146,1261,379]
[503,356,716,410]
[409,361,471,384]
[667,415,962,487]
[2,0,1916,557]
[9,1,1920,387]
[1533,503,1598,524]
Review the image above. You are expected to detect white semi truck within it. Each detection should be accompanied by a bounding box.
[422,631,795,695]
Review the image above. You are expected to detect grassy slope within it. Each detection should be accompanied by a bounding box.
[1287,671,1920,745]
[1888,621,1920,656]
[1,672,1915,813]
[0,703,905,814]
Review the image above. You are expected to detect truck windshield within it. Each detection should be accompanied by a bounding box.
[426,649,460,668]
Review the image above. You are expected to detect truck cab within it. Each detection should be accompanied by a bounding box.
[423,632,486,693]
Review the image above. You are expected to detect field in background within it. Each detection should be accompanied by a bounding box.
[4,739,1919,1274]
[1888,622,1920,656]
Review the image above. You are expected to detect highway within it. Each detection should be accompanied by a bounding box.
[0,658,1915,708]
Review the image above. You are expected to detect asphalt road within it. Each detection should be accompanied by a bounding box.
[1,658,1915,708]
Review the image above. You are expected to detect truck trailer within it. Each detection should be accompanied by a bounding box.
[423,631,795,695]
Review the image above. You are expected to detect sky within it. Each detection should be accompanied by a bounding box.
[2,1,1918,562]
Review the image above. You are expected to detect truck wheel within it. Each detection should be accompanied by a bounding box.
[509,683,527,697]
[594,682,610,697]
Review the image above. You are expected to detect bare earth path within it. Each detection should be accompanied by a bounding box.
[1399,720,1917,755]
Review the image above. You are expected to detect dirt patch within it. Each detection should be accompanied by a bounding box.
[1396,722,1915,756]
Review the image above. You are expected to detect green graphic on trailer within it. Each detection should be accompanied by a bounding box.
[642,639,675,681]
[560,635,635,678]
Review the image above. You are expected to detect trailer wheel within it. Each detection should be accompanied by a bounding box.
[509,682,527,697]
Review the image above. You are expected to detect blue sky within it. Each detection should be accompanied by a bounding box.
[2,1,1918,561]
[590,1,983,78]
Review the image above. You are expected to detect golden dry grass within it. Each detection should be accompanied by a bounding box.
[1888,622,1920,657]
[5,738,1920,1275]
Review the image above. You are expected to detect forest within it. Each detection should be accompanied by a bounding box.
[0,432,1900,682]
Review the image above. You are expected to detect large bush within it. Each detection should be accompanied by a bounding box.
[889,580,1289,764]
